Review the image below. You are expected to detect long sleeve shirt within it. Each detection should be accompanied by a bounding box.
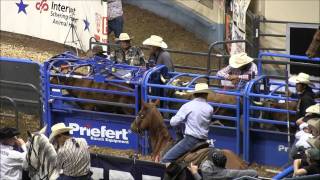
[170,98,213,139]
[216,63,258,81]
[56,138,91,177]
[0,144,27,180]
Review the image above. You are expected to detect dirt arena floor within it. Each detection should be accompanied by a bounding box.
[0,3,282,178]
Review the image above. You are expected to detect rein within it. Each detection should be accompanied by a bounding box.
[27,133,52,180]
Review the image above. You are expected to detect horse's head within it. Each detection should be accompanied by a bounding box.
[131,99,162,134]
[25,127,58,180]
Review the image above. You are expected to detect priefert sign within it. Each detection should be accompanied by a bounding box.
[69,123,130,144]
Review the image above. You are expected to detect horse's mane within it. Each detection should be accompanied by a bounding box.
[26,133,58,179]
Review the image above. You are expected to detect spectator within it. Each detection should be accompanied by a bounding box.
[307,137,320,150]
[293,148,320,176]
[217,52,257,88]
[143,35,174,72]
[296,103,320,126]
[307,118,320,137]
[188,151,257,180]
[0,127,27,180]
[111,33,145,66]
[107,0,123,38]
[87,45,107,58]
[289,73,316,119]
[295,123,314,149]
[49,123,91,180]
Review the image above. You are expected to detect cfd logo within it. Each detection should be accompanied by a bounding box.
[36,0,49,13]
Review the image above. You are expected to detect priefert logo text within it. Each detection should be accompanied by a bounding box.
[69,123,129,141]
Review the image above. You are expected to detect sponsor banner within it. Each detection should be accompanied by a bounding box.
[90,153,165,180]
[0,0,108,51]
[65,118,139,150]
[230,0,251,55]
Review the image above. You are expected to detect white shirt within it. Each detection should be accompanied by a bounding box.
[170,98,213,139]
[0,144,27,180]
[295,131,313,148]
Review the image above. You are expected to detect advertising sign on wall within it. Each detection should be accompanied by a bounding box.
[0,0,108,51]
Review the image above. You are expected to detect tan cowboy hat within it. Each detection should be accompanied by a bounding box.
[142,35,168,49]
[49,123,73,142]
[118,33,132,41]
[289,72,313,85]
[229,52,254,68]
[306,104,320,114]
[188,83,212,94]
[307,137,320,149]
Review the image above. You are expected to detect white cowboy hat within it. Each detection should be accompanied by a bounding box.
[229,52,254,68]
[188,83,212,94]
[289,72,313,85]
[49,123,73,142]
[306,104,320,114]
[142,35,168,49]
[118,33,132,41]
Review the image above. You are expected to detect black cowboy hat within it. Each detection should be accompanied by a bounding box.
[0,127,20,140]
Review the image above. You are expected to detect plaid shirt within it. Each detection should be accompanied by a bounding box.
[112,46,145,66]
[107,0,123,20]
[56,138,90,177]
[216,62,258,81]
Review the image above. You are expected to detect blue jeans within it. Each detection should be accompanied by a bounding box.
[161,135,205,163]
[108,16,123,38]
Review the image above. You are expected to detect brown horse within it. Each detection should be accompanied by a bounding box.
[306,29,320,58]
[50,70,135,115]
[130,99,247,170]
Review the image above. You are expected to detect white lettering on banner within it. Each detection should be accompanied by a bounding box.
[0,0,108,51]
[90,167,104,180]
[109,170,134,180]
[278,145,289,152]
[69,123,131,144]
[142,175,161,180]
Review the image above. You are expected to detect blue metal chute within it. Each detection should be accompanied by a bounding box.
[142,65,245,156]
[42,52,148,152]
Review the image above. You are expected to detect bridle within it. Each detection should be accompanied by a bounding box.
[134,105,156,135]
[26,133,52,180]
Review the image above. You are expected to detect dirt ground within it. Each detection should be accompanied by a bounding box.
[0,3,281,179]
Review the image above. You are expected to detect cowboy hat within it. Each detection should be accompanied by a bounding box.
[0,127,20,140]
[188,83,212,94]
[306,104,320,114]
[142,35,168,49]
[307,137,320,149]
[229,52,254,68]
[289,72,313,85]
[118,33,133,41]
[49,123,73,142]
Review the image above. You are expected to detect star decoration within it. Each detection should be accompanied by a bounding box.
[83,17,90,31]
[16,0,28,15]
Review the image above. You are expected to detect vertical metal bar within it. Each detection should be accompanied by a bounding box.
[236,96,240,155]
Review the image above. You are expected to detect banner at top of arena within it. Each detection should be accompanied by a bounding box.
[0,0,108,51]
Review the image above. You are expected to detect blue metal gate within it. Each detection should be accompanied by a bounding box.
[43,52,147,152]
[142,65,244,155]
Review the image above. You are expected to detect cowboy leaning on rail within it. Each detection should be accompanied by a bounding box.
[111,33,146,66]
[0,127,27,180]
[289,72,316,120]
[49,123,92,180]
[217,52,257,88]
[160,83,214,164]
